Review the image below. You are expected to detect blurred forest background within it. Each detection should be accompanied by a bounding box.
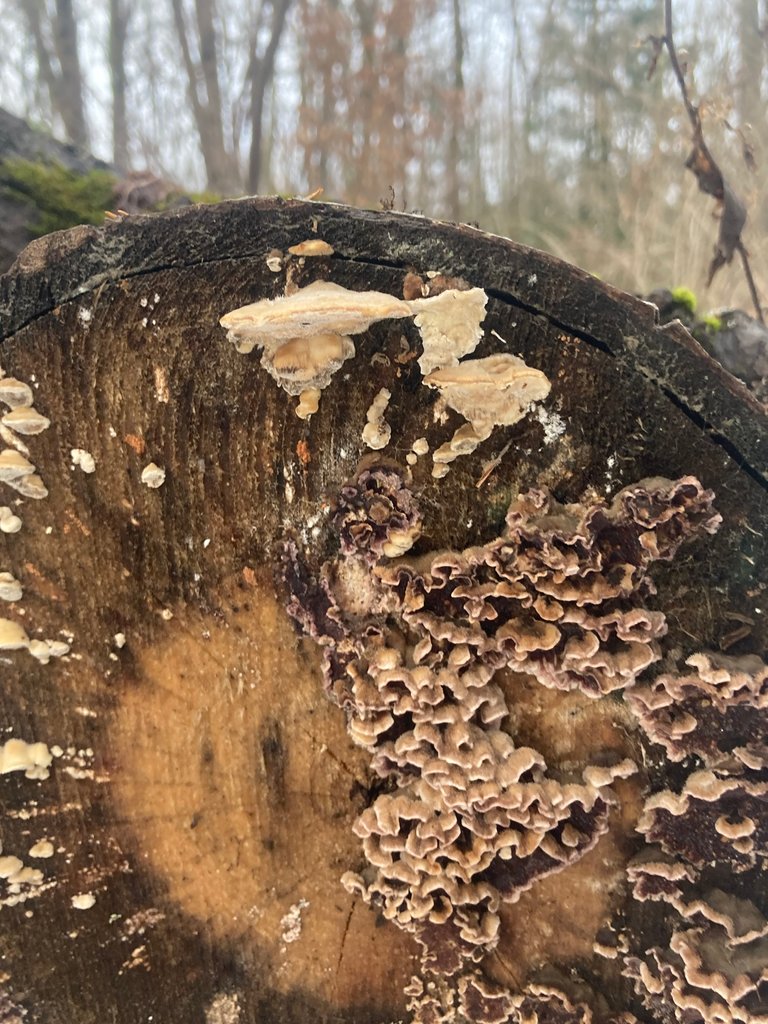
[0,0,766,313]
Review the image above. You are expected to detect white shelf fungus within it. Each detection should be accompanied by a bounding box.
[70,448,96,474]
[409,287,488,375]
[0,572,22,602]
[0,507,21,533]
[287,239,334,257]
[0,618,69,662]
[28,840,55,859]
[220,281,412,417]
[0,449,35,482]
[2,407,50,435]
[361,388,392,450]
[12,474,48,500]
[0,378,34,409]
[141,462,166,488]
[27,638,71,664]
[0,617,30,649]
[71,892,96,910]
[0,738,53,780]
[425,353,551,475]
[425,353,551,434]
[295,387,321,420]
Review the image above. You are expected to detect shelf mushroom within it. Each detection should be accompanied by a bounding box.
[424,353,552,475]
[220,281,412,419]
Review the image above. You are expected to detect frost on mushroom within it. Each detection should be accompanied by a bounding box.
[425,354,551,475]
[284,464,720,1002]
[220,280,411,417]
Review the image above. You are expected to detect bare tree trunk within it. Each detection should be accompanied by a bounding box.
[737,0,764,131]
[18,0,88,149]
[446,0,465,219]
[247,0,292,194]
[109,0,130,171]
[53,0,88,148]
[169,0,241,194]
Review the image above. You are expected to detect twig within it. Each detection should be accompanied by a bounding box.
[736,240,764,324]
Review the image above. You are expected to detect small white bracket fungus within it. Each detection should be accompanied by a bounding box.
[0,617,30,649]
[433,422,489,467]
[424,353,551,436]
[0,738,53,780]
[361,388,392,450]
[408,287,488,375]
[0,423,30,457]
[0,572,22,602]
[0,507,22,533]
[28,839,55,858]
[27,638,70,664]
[267,333,355,394]
[0,378,34,409]
[287,239,334,257]
[295,388,321,420]
[71,892,96,910]
[0,449,35,482]
[2,407,50,435]
[220,280,411,351]
[11,474,47,500]
[265,249,284,272]
[70,448,96,474]
[141,463,166,489]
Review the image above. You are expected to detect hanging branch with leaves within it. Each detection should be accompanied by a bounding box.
[647,0,764,324]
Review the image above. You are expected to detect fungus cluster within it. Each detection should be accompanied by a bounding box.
[598,647,768,1023]
[426,354,551,477]
[626,651,767,770]
[284,464,720,1020]
[221,276,552,478]
[0,365,68,664]
[0,368,50,501]
[220,280,411,418]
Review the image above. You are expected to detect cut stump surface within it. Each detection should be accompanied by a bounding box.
[0,198,765,1024]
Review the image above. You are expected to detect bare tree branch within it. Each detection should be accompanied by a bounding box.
[662,0,764,323]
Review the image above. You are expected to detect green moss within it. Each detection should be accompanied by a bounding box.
[701,313,722,332]
[670,286,697,315]
[0,157,116,237]
[187,189,222,205]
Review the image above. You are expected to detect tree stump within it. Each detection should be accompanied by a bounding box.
[0,198,765,1024]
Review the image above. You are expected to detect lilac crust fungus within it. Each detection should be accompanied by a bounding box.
[284,461,721,1020]
[626,651,768,770]
[601,644,768,1024]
